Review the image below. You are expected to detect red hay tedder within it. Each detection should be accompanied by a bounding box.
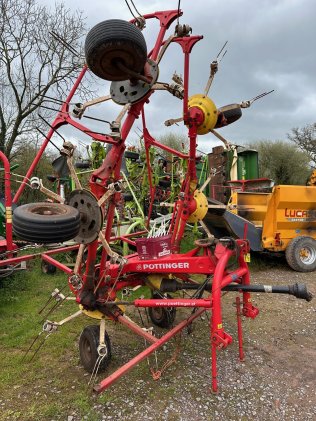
[1,9,312,393]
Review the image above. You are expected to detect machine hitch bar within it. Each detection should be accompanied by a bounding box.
[221,282,312,301]
[151,280,313,302]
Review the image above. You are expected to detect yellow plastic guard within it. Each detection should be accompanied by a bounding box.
[188,94,217,135]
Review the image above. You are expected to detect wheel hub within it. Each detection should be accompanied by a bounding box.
[299,246,316,264]
[188,94,217,135]
[66,189,103,244]
[187,189,208,223]
[110,59,159,105]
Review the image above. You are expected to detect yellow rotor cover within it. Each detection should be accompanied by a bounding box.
[146,274,163,290]
[188,189,209,223]
[79,300,126,320]
[188,94,217,135]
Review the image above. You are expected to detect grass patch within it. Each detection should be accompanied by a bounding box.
[0,259,96,420]
[0,255,170,420]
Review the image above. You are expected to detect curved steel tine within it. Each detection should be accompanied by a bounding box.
[38,285,68,315]
[216,41,228,60]
[28,333,51,362]
[40,294,70,324]
[22,331,43,362]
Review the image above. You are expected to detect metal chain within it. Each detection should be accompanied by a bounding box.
[150,334,182,380]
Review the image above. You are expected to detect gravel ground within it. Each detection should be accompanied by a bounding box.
[1,264,315,420]
[68,266,316,421]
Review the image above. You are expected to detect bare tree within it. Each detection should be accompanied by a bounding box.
[0,0,86,158]
[287,123,316,166]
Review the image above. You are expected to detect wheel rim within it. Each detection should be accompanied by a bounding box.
[30,204,67,216]
[299,246,316,265]
[42,262,48,273]
[151,307,164,321]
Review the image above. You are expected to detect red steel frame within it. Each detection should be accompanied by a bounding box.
[1,9,261,393]
[0,151,15,255]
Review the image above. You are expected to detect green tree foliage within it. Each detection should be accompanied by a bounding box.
[248,140,310,185]
[158,132,189,161]
[287,123,316,166]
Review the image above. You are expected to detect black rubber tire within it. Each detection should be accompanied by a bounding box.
[148,293,176,328]
[223,107,242,125]
[124,150,140,160]
[79,325,111,373]
[123,193,134,202]
[85,19,147,81]
[13,203,80,244]
[158,178,171,188]
[285,236,316,272]
[121,156,129,176]
[215,107,242,128]
[46,175,57,183]
[41,260,57,275]
[75,160,91,169]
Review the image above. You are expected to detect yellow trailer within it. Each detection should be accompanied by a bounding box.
[227,185,316,272]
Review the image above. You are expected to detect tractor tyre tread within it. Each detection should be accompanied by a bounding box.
[158,179,171,188]
[79,325,111,373]
[148,292,176,328]
[285,235,316,272]
[85,19,147,81]
[75,161,91,169]
[41,260,57,275]
[215,107,242,128]
[124,151,140,160]
[12,203,80,244]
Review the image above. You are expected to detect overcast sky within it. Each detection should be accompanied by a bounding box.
[40,0,316,151]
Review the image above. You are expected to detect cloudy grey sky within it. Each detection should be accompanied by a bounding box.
[40,0,316,151]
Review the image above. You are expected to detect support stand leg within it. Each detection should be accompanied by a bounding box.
[236,296,244,361]
[211,340,218,393]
